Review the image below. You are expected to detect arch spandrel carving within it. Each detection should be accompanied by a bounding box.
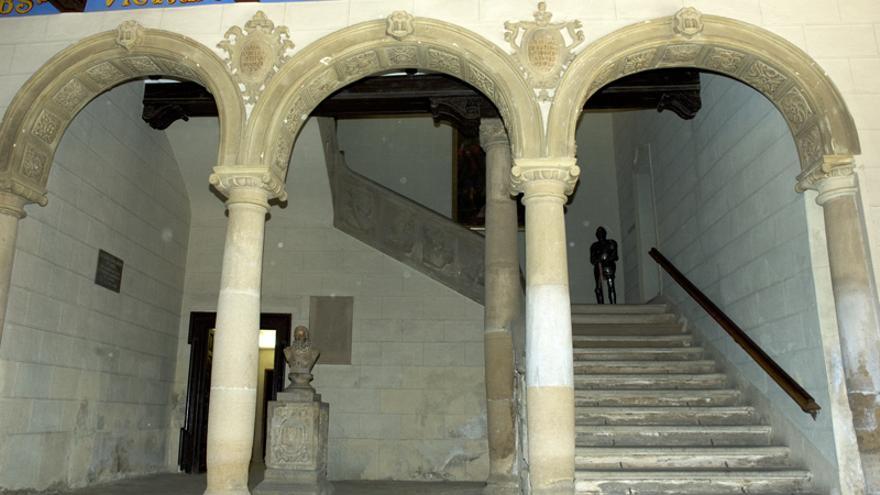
[0,24,244,206]
[245,14,543,183]
[548,9,860,172]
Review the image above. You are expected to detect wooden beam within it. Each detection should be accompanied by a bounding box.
[48,0,86,12]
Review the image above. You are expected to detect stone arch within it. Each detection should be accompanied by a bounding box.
[548,10,860,171]
[0,23,244,206]
[245,15,542,183]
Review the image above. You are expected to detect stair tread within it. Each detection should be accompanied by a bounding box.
[576,425,772,432]
[571,304,669,314]
[576,470,811,479]
[576,406,755,413]
[575,360,716,372]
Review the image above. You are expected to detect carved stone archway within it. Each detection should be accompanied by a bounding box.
[243,13,543,186]
[548,9,860,172]
[0,22,244,206]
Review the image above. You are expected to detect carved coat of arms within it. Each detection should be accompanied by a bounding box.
[505,2,585,100]
[218,11,295,105]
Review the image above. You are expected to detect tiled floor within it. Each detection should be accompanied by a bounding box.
[3,473,486,495]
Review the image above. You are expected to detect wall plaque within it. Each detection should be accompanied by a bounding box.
[95,249,123,293]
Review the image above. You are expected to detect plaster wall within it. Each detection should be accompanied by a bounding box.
[612,73,836,464]
[0,82,190,490]
[337,117,454,219]
[174,118,488,481]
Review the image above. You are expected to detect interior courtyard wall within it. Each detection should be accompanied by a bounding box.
[613,73,836,465]
[0,82,190,490]
[337,117,455,219]
[174,118,488,481]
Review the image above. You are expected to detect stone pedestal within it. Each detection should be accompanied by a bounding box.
[256,391,332,495]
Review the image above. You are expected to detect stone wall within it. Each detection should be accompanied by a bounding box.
[176,118,488,481]
[0,82,190,490]
[613,73,836,464]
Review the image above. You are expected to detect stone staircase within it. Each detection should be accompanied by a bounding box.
[571,304,819,495]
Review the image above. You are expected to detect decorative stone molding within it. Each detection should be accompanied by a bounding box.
[509,157,580,196]
[209,166,288,204]
[796,155,858,205]
[504,2,585,101]
[0,191,30,219]
[480,118,510,149]
[386,11,415,41]
[218,11,295,105]
[548,10,861,172]
[672,7,703,38]
[116,20,145,51]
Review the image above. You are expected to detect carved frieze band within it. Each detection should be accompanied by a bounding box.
[480,119,509,149]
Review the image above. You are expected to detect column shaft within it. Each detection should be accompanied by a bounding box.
[205,186,269,495]
[0,192,27,344]
[482,120,520,494]
[514,160,579,495]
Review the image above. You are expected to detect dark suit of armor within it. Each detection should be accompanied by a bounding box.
[590,226,618,304]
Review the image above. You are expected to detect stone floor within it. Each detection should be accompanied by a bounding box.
[3,473,486,495]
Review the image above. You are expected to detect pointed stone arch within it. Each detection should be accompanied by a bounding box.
[244,14,543,186]
[0,23,244,206]
[548,9,860,172]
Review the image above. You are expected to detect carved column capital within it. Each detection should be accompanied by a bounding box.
[0,191,28,219]
[209,166,287,208]
[480,118,509,150]
[510,157,580,200]
[796,155,858,206]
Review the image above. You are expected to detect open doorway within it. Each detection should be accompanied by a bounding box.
[178,313,291,473]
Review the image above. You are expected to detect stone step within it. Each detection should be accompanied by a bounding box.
[576,425,772,447]
[575,389,742,407]
[575,406,757,426]
[575,446,792,470]
[575,470,812,495]
[575,360,716,374]
[574,347,704,361]
[571,304,669,315]
[573,335,694,348]
[572,312,678,325]
[575,373,727,390]
[572,322,686,336]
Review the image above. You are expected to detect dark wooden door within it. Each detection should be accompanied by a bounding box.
[178,312,291,473]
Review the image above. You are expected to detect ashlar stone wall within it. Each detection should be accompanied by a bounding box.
[0,82,190,490]
[613,73,836,466]
[176,118,488,481]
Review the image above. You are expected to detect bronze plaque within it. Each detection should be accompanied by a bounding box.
[95,249,123,293]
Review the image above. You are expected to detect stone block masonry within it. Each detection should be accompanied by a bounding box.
[0,81,190,491]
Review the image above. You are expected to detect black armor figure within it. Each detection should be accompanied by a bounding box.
[590,226,618,304]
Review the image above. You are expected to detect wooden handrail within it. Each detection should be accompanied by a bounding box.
[649,248,821,419]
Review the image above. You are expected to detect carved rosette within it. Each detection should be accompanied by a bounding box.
[504,2,585,101]
[510,157,580,197]
[209,166,287,204]
[218,11,295,105]
[796,155,858,205]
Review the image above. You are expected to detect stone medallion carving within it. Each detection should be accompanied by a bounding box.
[269,406,315,468]
[386,11,415,41]
[505,1,585,100]
[32,110,62,144]
[386,46,419,66]
[86,62,126,86]
[704,47,746,73]
[218,11,294,105]
[53,78,89,112]
[742,60,787,96]
[673,7,704,38]
[21,146,47,180]
[116,20,145,51]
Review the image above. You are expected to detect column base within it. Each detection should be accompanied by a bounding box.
[203,489,251,495]
[483,479,521,495]
[529,480,574,495]
[254,479,334,495]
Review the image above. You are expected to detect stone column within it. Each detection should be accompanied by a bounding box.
[0,191,27,344]
[480,119,521,494]
[203,171,279,495]
[511,158,580,495]
[798,156,880,492]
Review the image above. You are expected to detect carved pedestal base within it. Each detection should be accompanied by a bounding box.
[254,392,332,495]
